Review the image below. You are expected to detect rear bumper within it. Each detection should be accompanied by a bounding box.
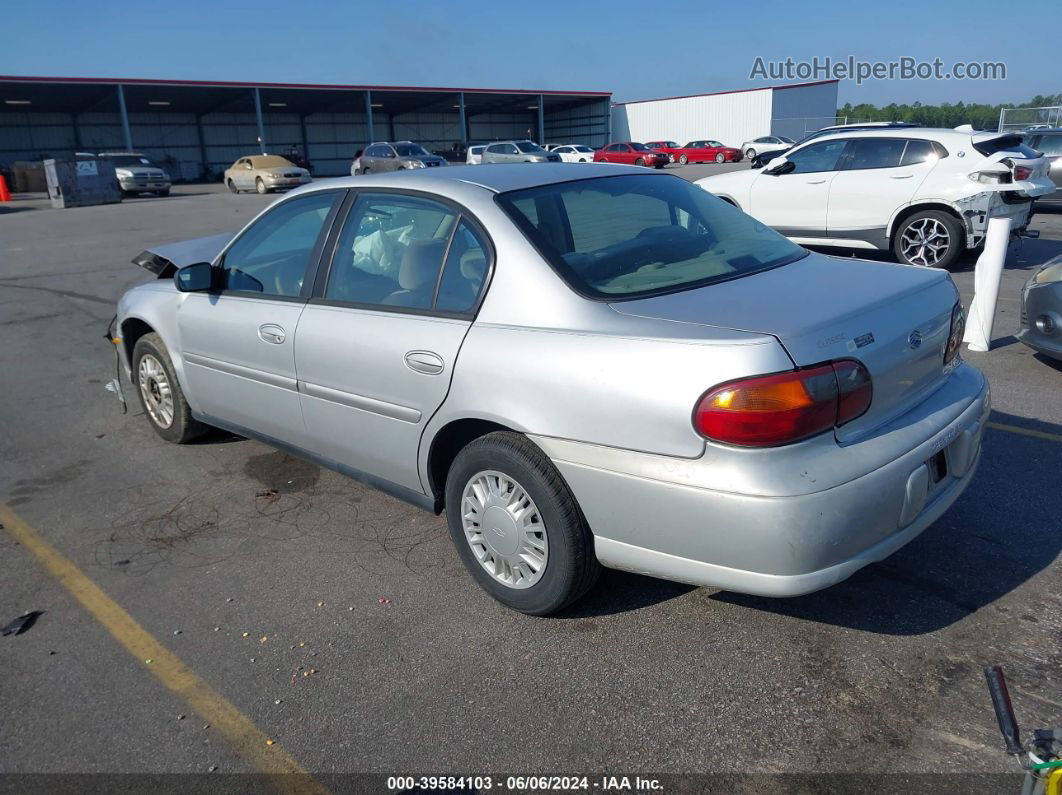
[533,363,989,597]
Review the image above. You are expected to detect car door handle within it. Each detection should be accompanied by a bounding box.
[404,350,445,375]
[805,178,827,184]
[890,173,914,179]
[258,324,286,344]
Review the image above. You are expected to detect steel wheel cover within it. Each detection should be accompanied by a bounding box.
[138,354,175,428]
[900,217,951,266]
[461,470,548,589]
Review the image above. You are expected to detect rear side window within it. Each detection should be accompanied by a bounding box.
[899,139,945,165]
[844,138,907,170]
[1031,135,1062,156]
[498,174,806,299]
[786,139,848,173]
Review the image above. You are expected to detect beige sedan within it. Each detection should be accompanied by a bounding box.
[224,155,311,194]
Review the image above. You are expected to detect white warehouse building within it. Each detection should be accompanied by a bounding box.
[611,79,840,150]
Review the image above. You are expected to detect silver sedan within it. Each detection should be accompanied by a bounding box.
[116,164,988,614]
[1018,255,1062,361]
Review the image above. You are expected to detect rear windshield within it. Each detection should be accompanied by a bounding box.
[515,141,545,153]
[973,134,1040,158]
[497,174,806,300]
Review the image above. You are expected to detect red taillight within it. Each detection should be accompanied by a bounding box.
[694,360,873,447]
[1013,165,1032,181]
[945,300,965,365]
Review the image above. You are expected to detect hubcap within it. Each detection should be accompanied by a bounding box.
[900,218,951,266]
[137,354,175,428]
[461,471,547,589]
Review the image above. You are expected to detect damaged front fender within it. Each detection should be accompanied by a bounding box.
[132,231,233,278]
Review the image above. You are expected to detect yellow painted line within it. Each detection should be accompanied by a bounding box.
[986,420,1062,444]
[0,504,328,795]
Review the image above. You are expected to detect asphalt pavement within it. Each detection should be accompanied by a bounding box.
[1,171,1060,791]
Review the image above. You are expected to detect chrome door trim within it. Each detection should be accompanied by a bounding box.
[298,380,422,423]
[183,352,298,392]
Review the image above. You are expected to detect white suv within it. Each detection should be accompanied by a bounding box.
[699,127,1055,268]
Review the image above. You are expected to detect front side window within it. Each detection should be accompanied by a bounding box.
[844,138,907,170]
[220,191,338,297]
[631,143,651,151]
[325,193,486,313]
[785,139,848,173]
[574,145,594,153]
[395,143,430,157]
[515,141,545,153]
[498,174,806,299]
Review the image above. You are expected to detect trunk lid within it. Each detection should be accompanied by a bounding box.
[609,252,959,443]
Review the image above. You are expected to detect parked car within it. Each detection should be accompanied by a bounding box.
[594,142,668,168]
[99,152,171,197]
[550,144,596,163]
[749,149,786,169]
[646,140,683,163]
[466,145,487,165]
[356,141,447,174]
[1018,255,1062,361]
[481,141,561,164]
[741,136,795,161]
[1024,129,1062,207]
[675,140,743,165]
[698,127,1055,268]
[117,164,986,615]
[224,155,311,194]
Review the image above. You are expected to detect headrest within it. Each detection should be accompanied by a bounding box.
[460,250,487,281]
[398,239,446,290]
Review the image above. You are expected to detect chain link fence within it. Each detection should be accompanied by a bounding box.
[999,106,1062,132]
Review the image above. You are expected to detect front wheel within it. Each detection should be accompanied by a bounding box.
[132,333,208,443]
[715,153,725,164]
[255,178,268,194]
[157,188,170,197]
[445,432,601,615]
[227,179,238,194]
[893,210,964,269]
[678,154,688,165]
[746,148,756,160]
[634,157,645,166]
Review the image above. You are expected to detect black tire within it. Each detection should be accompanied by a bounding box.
[227,179,238,194]
[157,188,170,197]
[444,432,601,615]
[255,178,268,194]
[131,333,208,444]
[715,153,725,163]
[678,154,688,165]
[892,209,964,269]
[634,157,645,166]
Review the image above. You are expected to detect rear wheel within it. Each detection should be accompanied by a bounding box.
[678,154,688,165]
[157,188,170,197]
[893,210,964,269]
[255,178,267,194]
[227,179,238,194]
[715,153,725,164]
[444,432,601,615]
[132,333,208,444]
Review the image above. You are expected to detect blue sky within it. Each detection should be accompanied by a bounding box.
[0,0,1052,106]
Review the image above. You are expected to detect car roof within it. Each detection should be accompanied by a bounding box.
[795,127,980,145]
[290,162,656,195]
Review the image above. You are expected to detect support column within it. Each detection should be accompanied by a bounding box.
[195,114,209,178]
[458,92,467,145]
[537,94,545,145]
[117,84,133,151]
[604,98,612,146]
[253,87,266,153]
[364,90,375,143]
[71,112,82,151]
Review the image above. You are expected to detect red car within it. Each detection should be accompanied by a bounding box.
[645,140,682,163]
[594,142,669,168]
[675,140,743,164]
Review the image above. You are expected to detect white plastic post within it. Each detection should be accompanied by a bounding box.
[963,216,1011,352]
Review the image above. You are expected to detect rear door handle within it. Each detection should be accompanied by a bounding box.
[806,178,827,184]
[890,173,914,179]
[404,350,445,375]
[258,324,286,344]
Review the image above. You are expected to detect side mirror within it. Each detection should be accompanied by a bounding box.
[174,262,217,292]
[764,157,794,175]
